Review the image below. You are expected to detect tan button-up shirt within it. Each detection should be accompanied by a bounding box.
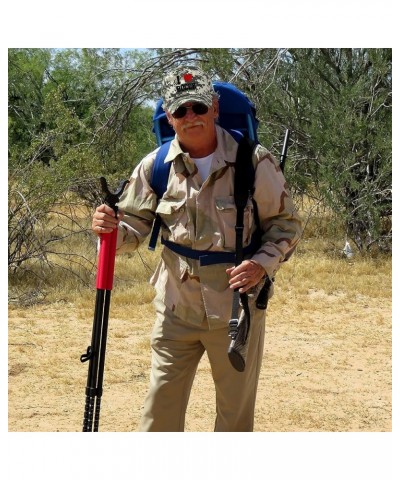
[116,125,302,328]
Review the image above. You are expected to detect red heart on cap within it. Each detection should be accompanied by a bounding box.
[183,73,193,82]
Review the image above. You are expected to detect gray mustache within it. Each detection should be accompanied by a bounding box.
[182,121,205,130]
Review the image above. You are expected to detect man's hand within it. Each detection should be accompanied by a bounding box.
[226,260,266,293]
[92,204,124,236]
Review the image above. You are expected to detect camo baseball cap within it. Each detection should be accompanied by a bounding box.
[161,65,215,114]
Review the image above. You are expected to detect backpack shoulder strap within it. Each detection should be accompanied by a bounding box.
[148,141,172,251]
[234,136,256,212]
[150,141,172,199]
[233,134,258,266]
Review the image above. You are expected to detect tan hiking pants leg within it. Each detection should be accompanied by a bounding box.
[203,306,266,432]
[138,304,205,432]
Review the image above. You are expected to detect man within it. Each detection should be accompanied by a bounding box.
[92,65,302,431]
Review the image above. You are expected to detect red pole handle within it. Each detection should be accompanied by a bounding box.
[96,228,118,290]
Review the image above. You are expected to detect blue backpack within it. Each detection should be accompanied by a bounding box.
[148,81,260,251]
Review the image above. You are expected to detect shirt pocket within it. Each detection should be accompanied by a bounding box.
[156,197,191,243]
[215,196,254,250]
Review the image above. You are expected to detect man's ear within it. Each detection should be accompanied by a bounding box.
[212,97,219,119]
[166,111,174,125]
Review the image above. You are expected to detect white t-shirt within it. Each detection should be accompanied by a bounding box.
[193,153,214,182]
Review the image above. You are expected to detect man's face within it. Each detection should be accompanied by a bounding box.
[166,97,219,148]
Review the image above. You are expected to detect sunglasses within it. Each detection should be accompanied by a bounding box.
[171,103,209,119]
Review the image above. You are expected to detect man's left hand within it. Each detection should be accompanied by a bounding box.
[226,260,266,293]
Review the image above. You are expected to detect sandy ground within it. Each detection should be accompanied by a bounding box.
[8,287,391,432]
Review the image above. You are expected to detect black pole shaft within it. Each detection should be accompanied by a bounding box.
[93,289,111,432]
[82,288,111,432]
[279,129,291,174]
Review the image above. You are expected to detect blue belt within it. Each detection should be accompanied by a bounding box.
[161,235,260,267]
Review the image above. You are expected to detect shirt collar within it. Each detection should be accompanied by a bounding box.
[162,125,239,176]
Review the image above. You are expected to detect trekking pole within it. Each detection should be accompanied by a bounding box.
[279,128,290,174]
[80,176,128,432]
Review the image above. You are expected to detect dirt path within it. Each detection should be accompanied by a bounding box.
[8,290,391,432]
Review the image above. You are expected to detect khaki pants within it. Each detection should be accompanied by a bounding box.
[138,298,266,432]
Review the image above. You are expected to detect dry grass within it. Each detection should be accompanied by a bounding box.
[8,202,392,432]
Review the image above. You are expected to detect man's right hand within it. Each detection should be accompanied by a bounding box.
[92,204,124,236]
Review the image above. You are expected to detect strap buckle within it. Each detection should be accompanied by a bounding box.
[228,319,238,340]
